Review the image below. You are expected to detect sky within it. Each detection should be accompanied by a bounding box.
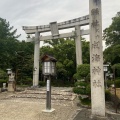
[0,0,120,48]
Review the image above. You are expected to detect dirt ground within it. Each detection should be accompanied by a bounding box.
[0,87,78,120]
[0,87,120,120]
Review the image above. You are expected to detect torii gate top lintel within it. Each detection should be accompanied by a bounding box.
[23,15,89,34]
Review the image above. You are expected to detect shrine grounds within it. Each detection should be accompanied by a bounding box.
[0,87,120,120]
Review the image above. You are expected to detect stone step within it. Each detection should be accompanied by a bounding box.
[3,89,77,101]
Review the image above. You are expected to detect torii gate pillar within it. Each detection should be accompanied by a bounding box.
[33,30,40,86]
[75,25,82,66]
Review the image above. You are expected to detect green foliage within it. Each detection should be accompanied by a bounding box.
[107,80,114,88]
[51,79,74,87]
[73,87,85,95]
[39,81,46,87]
[103,12,120,73]
[75,81,87,87]
[17,77,32,86]
[79,97,91,106]
[0,17,20,40]
[103,12,120,46]
[41,38,90,82]
[104,45,120,65]
[86,84,91,96]
[105,90,111,101]
[107,79,120,88]
[0,69,8,79]
[73,81,91,96]
[41,39,76,81]
[0,79,7,87]
[112,64,120,77]
[115,79,120,88]
[0,17,90,86]
[74,64,90,80]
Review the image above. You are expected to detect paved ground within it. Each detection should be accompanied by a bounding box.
[73,109,120,120]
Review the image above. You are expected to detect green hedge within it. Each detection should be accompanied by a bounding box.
[105,90,111,101]
[115,79,120,88]
[73,87,86,95]
[107,79,120,88]
[39,81,46,87]
[0,79,7,87]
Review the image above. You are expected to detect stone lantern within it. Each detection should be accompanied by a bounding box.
[6,68,15,92]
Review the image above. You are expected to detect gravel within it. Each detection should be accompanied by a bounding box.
[0,88,78,120]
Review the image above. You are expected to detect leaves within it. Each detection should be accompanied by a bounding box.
[103,12,120,46]
[0,18,20,39]
[74,64,90,80]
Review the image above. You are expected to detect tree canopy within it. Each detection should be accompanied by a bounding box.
[103,12,120,46]
[0,18,20,40]
[103,12,120,79]
[0,17,90,86]
[41,38,90,81]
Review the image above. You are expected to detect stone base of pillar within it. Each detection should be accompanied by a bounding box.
[8,81,15,92]
[42,108,55,113]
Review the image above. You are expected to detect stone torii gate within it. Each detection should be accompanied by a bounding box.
[23,15,89,87]
[23,0,105,117]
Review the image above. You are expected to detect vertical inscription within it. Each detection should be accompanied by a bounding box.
[93,80,101,88]
[93,0,101,5]
[90,0,105,116]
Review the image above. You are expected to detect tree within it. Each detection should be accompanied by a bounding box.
[103,44,120,65]
[0,18,20,40]
[41,38,90,82]
[103,12,120,79]
[103,12,120,46]
[41,38,76,82]
[74,64,90,81]
[112,63,120,77]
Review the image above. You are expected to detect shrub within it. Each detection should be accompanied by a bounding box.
[86,84,91,96]
[79,96,91,106]
[18,77,32,86]
[74,81,87,87]
[107,80,114,87]
[115,79,120,88]
[73,87,85,95]
[73,80,91,100]
[0,79,7,87]
[105,90,111,101]
[39,81,46,87]
[74,64,90,80]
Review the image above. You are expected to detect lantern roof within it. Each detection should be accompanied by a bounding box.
[41,54,57,62]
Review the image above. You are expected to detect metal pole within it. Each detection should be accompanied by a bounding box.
[113,68,117,113]
[105,72,107,89]
[46,75,51,110]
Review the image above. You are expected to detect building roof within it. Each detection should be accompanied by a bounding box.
[41,54,57,62]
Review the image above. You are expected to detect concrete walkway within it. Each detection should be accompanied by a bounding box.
[73,109,120,120]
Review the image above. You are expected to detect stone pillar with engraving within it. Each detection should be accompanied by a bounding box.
[33,29,40,87]
[89,0,105,116]
[75,25,82,66]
